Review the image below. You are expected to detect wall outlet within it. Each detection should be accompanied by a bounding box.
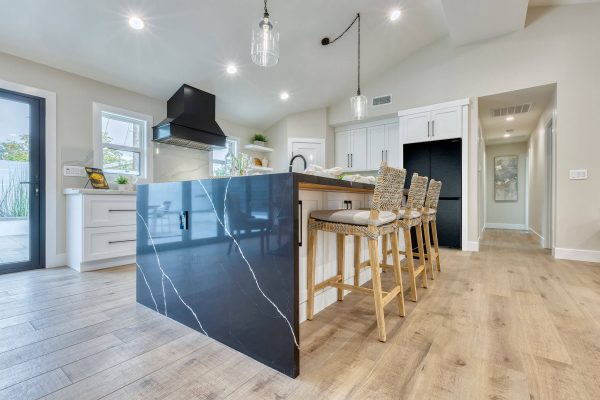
[63,165,86,177]
[569,169,588,180]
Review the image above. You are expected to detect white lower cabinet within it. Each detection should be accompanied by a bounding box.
[298,190,403,322]
[65,190,137,271]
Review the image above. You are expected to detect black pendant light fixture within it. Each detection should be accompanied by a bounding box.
[322,13,367,120]
[251,0,280,67]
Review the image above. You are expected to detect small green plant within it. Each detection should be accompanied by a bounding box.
[251,133,268,143]
[115,176,129,185]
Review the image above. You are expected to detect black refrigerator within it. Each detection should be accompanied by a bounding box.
[403,138,462,249]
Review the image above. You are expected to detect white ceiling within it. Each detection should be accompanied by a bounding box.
[478,84,556,145]
[529,0,600,6]
[0,1,589,129]
[442,0,529,45]
[0,0,448,129]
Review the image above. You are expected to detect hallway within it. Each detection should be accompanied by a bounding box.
[0,230,599,399]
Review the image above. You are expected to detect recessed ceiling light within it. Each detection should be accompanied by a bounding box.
[129,16,144,30]
[506,116,514,121]
[226,64,238,75]
[504,133,511,138]
[280,91,290,101]
[390,9,402,21]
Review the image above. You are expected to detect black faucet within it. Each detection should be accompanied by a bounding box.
[289,154,307,172]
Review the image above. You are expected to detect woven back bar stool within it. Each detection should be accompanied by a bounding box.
[306,163,406,342]
[422,179,442,279]
[380,173,429,302]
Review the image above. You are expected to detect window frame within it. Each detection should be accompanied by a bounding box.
[209,136,239,176]
[92,102,153,183]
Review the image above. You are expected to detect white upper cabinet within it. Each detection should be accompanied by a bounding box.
[335,128,367,171]
[431,106,461,141]
[350,128,367,170]
[385,123,400,167]
[367,125,386,170]
[336,118,400,171]
[335,131,351,168]
[403,112,430,144]
[399,99,468,144]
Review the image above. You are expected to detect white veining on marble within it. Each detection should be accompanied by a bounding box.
[137,212,208,336]
[199,178,299,348]
[136,262,158,312]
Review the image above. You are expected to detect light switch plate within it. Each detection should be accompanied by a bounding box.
[63,165,86,177]
[569,169,588,180]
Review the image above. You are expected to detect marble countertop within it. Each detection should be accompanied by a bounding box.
[63,188,137,195]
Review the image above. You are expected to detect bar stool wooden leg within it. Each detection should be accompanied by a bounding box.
[432,220,441,272]
[368,237,386,342]
[423,221,435,280]
[353,235,361,286]
[307,226,317,320]
[403,228,418,302]
[390,231,406,317]
[415,224,428,289]
[336,233,345,301]
[381,234,388,272]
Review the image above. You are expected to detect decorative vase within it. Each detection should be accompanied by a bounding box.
[118,184,127,191]
[261,157,269,167]
[253,140,266,147]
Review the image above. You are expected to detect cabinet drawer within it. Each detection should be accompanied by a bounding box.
[83,225,136,262]
[83,195,136,228]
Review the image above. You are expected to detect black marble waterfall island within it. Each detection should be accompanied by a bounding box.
[135,173,374,378]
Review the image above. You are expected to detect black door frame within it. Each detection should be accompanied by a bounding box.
[0,87,45,274]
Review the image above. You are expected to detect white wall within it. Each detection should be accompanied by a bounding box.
[528,90,557,246]
[265,107,331,171]
[328,4,600,256]
[0,51,257,265]
[485,142,528,229]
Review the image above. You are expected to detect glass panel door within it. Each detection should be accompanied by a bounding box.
[0,88,44,274]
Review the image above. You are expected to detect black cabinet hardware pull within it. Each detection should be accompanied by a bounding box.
[298,201,303,247]
[108,209,136,212]
[108,239,136,244]
[179,211,189,230]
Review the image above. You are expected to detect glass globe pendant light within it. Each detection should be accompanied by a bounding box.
[321,13,367,120]
[251,0,279,67]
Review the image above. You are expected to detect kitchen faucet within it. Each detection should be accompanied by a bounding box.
[288,154,307,172]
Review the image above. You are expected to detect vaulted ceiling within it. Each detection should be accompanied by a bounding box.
[0,0,595,128]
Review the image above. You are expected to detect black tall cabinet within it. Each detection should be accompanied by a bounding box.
[403,138,462,248]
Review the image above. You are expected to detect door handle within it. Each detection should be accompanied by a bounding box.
[20,181,40,195]
[385,150,388,161]
[427,121,430,137]
[298,201,303,247]
[347,154,350,168]
[108,239,136,244]
[432,120,435,137]
[381,150,384,162]
[351,154,353,168]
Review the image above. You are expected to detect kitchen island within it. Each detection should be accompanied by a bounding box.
[136,173,376,377]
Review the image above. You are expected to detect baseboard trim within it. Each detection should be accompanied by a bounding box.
[485,223,527,231]
[554,248,600,263]
[463,241,479,252]
[46,253,67,268]
[529,228,544,247]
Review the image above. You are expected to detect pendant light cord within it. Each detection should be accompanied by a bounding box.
[322,13,361,95]
[264,0,269,17]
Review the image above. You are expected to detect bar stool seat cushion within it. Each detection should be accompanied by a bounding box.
[397,209,422,219]
[310,209,397,226]
[421,207,437,222]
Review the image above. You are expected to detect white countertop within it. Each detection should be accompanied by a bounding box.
[63,188,137,195]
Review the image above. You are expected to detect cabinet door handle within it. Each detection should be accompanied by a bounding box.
[351,154,353,168]
[108,239,136,244]
[381,150,384,162]
[347,154,350,168]
[385,150,388,161]
[108,209,136,212]
[432,120,435,137]
[427,121,430,137]
[298,201,303,247]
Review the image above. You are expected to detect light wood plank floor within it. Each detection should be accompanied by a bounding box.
[1,229,599,399]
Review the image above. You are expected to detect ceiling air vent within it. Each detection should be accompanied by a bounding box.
[490,103,533,118]
[372,94,392,107]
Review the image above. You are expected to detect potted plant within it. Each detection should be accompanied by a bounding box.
[251,133,268,147]
[115,175,129,191]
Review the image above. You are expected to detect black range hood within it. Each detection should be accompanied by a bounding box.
[153,84,227,150]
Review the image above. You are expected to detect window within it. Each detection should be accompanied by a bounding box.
[210,138,238,176]
[93,103,153,181]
